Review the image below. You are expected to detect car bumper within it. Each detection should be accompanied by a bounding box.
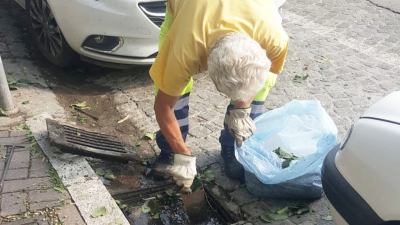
[48,0,163,65]
[321,146,384,225]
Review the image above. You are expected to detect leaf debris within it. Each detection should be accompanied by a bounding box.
[91,206,107,218]
[273,147,299,168]
[260,202,311,223]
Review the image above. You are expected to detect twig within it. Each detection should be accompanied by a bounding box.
[117,115,131,124]
[72,107,99,121]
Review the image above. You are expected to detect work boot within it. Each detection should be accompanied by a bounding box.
[149,152,172,180]
[221,147,244,182]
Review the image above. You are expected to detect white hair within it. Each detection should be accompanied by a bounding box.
[207,32,271,101]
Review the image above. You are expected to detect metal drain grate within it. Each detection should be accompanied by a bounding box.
[46,119,137,162]
[63,125,126,153]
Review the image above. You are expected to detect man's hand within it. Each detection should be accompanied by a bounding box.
[168,154,197,193]
[227,108,256,147]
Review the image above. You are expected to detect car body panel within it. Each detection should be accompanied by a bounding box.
[47,0,161,65]
[17,0,163,65]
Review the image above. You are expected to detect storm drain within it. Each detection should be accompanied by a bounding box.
[46,119,137,162]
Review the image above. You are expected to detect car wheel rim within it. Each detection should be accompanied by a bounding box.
[29,0,63,57]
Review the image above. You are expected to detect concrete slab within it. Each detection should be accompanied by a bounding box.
[27,113,129,225]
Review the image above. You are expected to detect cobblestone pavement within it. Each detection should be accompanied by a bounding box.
[0,129,85,225]
[98,0,400,224]
[1,0,399,224]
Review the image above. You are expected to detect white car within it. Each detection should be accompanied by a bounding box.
[14,0,165,67]
[322,91,400,225]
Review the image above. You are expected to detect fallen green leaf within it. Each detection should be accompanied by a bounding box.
[152,212,160,219]
[260,214,273,223]
[191,176,203,192]
[16,79,33,85]
[141,204,151,214]
[53,186,64,193]
[7,79,33,91]
[0,108,6,117]
[322,215,333,221]
[91,206,107,218]
[276,206,289,215]
[71,101,90,110]
[202,169,215,182]
[269,213,289,221]
[76,114,87,125]
[143,132,156,140]
[7,80,18,90]
[104,169,115,180]
[165,188,175,197]
[260,212,288,222]
[294,206,310,215]
[95,168,106,176]
[293,73,309,83]
[273,148,299,169]
[114,218,124,225]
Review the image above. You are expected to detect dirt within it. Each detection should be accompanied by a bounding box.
[5,2,225,224]
[44,70,225,225]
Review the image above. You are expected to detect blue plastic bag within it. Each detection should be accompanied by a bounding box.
[236,100,337,198]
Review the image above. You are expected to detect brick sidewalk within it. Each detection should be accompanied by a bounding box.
[0,128,85,225]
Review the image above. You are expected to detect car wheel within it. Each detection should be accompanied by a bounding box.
[26,0,77,67]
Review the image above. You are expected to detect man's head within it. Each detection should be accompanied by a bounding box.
[208,32,271,101]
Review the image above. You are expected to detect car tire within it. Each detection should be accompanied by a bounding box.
[26,0,77,67]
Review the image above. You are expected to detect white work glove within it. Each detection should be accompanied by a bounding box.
[168,154,197,192]
[227,108,256,147]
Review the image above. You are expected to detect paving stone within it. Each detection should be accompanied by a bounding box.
[0,130,9,138]
[0,192,27,216]
[288,212,319,225]
[29,200,64,211]
[1,216,50,225]
[189,125,213,138]
[9,130,28,137]
[241,201,271,219]
[57,203,86,225]
[0,116,24,129]
[28,189,67,203]
[9,150,30,169]
[29,157,50,178]
[2,177,52,193]
[3,168,28,180]
[230,187,258,206]
[210,164,241,192]
[0,132,28,145]
[297,221,316,225]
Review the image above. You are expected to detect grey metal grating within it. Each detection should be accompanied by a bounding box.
[62,125,127,153]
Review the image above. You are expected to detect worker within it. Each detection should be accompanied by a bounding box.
[149,0,289,192]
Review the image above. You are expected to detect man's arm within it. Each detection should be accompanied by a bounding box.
[154,90,191,155]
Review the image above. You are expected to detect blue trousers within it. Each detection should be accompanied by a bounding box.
[156,93,265,155]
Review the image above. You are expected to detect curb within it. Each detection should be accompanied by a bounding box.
[27,113,129,225]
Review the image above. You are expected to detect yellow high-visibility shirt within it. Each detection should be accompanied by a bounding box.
[150,0,289,97]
